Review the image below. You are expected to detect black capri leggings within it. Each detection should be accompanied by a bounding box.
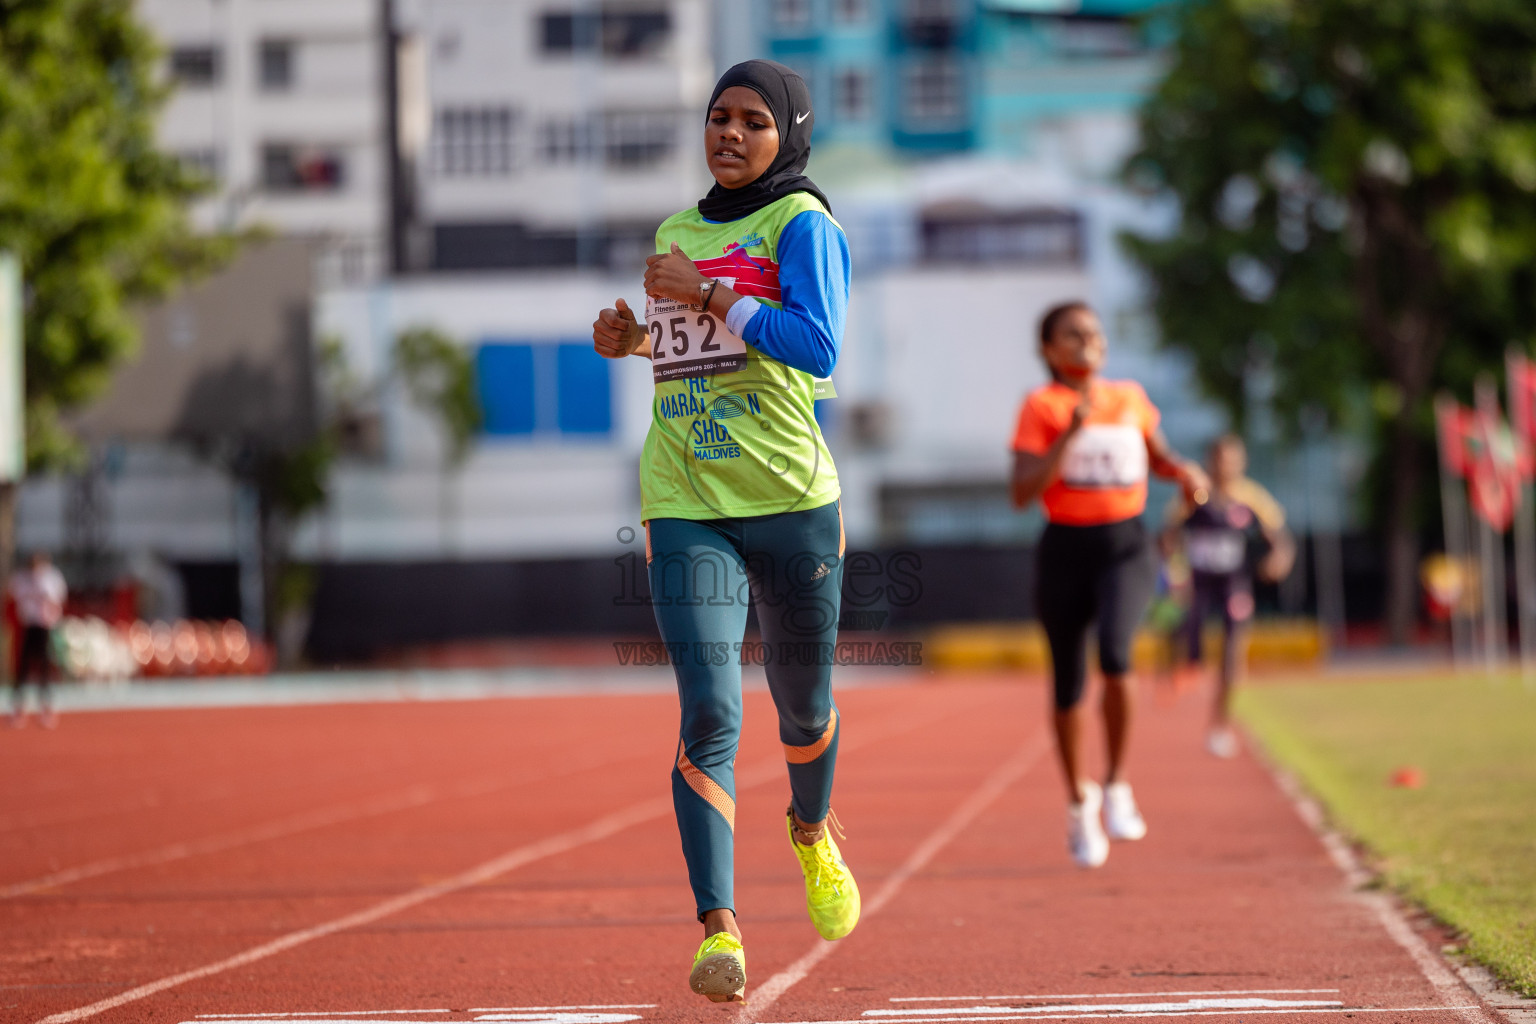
[1035,518,1157,710]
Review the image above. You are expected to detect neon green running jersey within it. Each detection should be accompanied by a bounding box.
[639,193,841,521]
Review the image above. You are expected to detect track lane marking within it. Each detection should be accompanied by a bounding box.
[2,743,660,899]
[33,790,680,1024]
[746,733,1051,1021]
[865,998,1344,1016]
[9,694,947,899]
[34,697,952,1024]
[2,784,438,899]
[1258,743,1497,1024]
[195,1014,452,1019]
[759,1008,1481,1023]
[889,990,1341,1002]
[192,1006,657,1019]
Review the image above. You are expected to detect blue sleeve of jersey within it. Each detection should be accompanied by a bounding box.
[739,210,850,379]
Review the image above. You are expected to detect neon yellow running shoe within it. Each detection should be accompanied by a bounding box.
[786,807,861,940]
[689,931,746,1003]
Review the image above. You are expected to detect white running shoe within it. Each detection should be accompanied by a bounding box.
[1206,726,1239,759]
[1103,781,1148,841]
[1067,781,1109,868]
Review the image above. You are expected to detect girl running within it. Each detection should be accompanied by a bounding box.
[591,59,857,1004]
[1009,302,1208,868]
[1163,435,1293,758]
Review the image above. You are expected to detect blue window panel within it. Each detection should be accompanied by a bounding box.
[556,343,613,434]
[477,343,536,435]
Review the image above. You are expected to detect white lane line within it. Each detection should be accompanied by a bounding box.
[195,1013,451,1019]
[474,1015,642,1023]
[890,990,1341,1002]
[2,785,438,899]
[193,1006,656,1019]
[33,791,678,1024]
[865,998,1343,1016]
[3,745,656,899]
[1258,744,1495,1024]
[760,1008,1481,1024]
[9,694,937,899]
[746,733,1051,1021]
[36,705,938,1024]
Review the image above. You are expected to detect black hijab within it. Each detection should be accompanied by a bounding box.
[696,59,832,223]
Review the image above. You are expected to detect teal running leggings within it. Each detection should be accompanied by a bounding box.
[646,500,844,919]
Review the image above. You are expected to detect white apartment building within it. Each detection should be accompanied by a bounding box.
[18,2,728,567]
[392,0,715,272]
[140,0,388,283]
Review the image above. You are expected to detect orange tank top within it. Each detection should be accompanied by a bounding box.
[1010,379,1160,526]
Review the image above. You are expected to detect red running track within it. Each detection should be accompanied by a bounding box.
[0,675,1498,1024]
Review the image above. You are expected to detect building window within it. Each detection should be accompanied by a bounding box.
[835,69,869,120]
[259,39,294,90]
[834,0,868,22]
[477,341,612,438]
[169,45,221,87]
[260,143,346,192]
[539,112,675,169]
[539,118,594,164]
[541,8,671,57]
[772,0,813,32]
[901,0,963,45]
[604,111,676,168]
[902,56,965,125]
[434,107,516,176]
[431,221,656,272]
[905,0,959,18]
[555,344,613,433]
[1051,16,1142,58]
[178,148,222,183]
[920,207,1084,265]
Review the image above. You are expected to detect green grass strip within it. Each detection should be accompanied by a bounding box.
[1236,673,1536,997]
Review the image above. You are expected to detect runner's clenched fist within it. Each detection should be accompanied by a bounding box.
[644,242,708,306]
[592,298,647,359]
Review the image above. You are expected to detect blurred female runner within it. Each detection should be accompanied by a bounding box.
[1010,302,1208,868]
[592,59,856,1004]
[1163,435,1293,758]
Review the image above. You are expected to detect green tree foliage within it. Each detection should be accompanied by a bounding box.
[393,327,483,465]
[1122,0,1536,641]
[257,331,480,657]
[0,0,234,466]
[261,329,481,532]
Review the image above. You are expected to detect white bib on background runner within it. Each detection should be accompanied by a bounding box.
[1060,424,1148,489]
[1185,530,1247,574]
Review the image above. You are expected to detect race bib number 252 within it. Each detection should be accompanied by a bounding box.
[646,278,748,383]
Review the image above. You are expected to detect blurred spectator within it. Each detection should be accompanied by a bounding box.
[10,551,67,728]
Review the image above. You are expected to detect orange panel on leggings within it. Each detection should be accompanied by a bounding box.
[784,706,838,764]
[677,741,735,831]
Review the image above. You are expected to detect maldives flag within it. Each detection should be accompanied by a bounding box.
[1468,392,1523,532]
[1435,396,1475,478]
[1507,350,1536,477]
